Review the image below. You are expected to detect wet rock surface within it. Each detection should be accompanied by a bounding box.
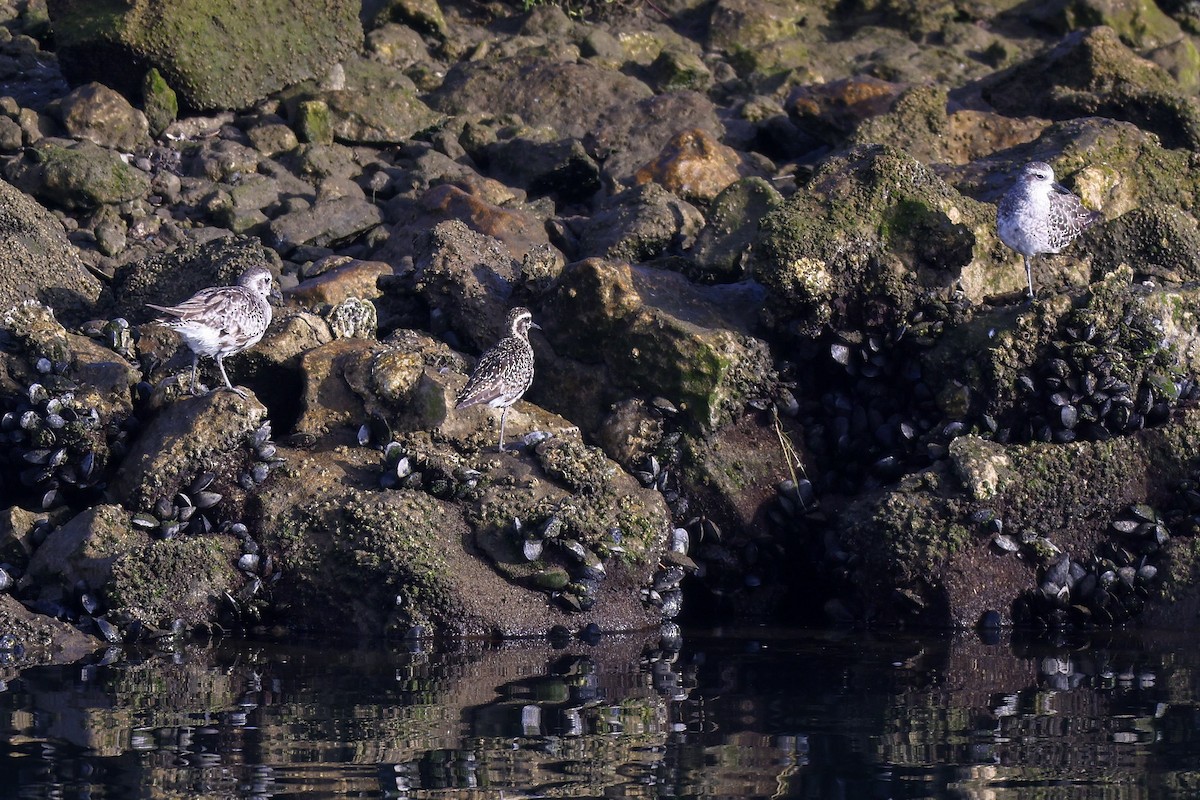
[4,0,1200,656]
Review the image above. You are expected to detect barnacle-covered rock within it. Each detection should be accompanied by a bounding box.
[2,300,72,368]
[820,404,1200,628]
[0,593,101,666]
[326,296,378,340]
[105,534,243,630]
[112,390,268,512]
[253,431,671,636]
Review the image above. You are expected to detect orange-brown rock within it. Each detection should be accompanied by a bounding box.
[787,76,906,138]
[634,128,743,203]
[287,258,394,309]
[419,183,560,265]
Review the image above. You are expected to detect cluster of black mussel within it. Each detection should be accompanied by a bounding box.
[0,321,286,645]
[361,407,694,621]
[592,280,1198,630]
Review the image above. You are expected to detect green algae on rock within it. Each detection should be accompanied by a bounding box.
[253,435,669,637]
[4,139,149,210]
[979,26,1200,151]
[107,533,243,627]
[544,258,772,432]
[47,0,362,111]
[754,145,999,334]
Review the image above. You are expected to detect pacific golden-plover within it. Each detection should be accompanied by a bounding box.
[997,161,1101,299]
[456,307,539,452]
[147,265,279,398]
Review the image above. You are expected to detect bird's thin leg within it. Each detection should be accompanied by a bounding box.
[214,355,248,398]
[189,355,202,396]
[1024,255,1035,299]
[497,406,509,452]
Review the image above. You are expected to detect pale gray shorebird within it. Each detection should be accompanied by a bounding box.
[456,307,539,452]
[147,265,279,398]
[997,161,1101,299]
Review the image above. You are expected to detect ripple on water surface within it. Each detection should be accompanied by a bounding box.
[0,628,1198,798]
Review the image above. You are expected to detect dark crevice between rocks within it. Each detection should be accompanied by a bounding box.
[243,362,304,437]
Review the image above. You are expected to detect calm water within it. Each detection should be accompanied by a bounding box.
[0,626,1198,799]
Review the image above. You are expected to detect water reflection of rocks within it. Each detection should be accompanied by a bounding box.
[2,628,1200,796]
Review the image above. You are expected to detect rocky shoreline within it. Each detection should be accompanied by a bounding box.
[4,0,1200,661]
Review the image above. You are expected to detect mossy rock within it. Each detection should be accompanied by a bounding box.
[1038,0,1183,51]
[283,58,442,145]
[544,258,773,431]
[832,405,1200,627]
[852,84,952,164]
[942,116,1200,221]
[296,99,334,145]
[979,26,1200,150]
[141,68,178,137]
[5,138,150,210]
[648,48,713,92]
[753,144,998,334]
[465,436,670,566]
[254,441,668,637]
[707,0,803,53]
[107,533,242,627]
[690,176,785,283]
[47,0,363,111]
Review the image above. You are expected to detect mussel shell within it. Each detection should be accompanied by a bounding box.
[154,496,175,520]
[193,491,223,509]
[132,512,159,529]
[252,423,272,448]
[78,451,96,482]
[94,617,122,643]
[522,537,544,562]
[79,592,101,616]
[22,449,51,465]
[190,471,216,493]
